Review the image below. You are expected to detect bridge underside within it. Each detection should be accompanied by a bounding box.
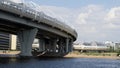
[0,12,74,57]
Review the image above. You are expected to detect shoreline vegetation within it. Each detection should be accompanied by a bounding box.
[65,51,120,59]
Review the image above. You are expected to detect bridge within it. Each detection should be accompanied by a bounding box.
[0,0,77,57]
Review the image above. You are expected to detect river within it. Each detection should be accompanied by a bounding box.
[0,57,119,68]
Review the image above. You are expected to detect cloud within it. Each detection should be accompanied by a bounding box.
[103,7,120,30]
[76,13,88,24]
[76,5,105,24]
[10,0,23,3]
[36,5,78,28]
[37,5,120,42]
[106,7,120,21]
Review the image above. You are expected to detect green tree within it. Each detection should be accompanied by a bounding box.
[116,48,120,56]
[109,46,114,52]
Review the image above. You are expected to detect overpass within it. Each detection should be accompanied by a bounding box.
[0,0,77,57]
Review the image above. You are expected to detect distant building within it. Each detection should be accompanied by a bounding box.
[0,32,39,51]
[73,41,109,52]
[0,32,18,50]
[0,32,10,50]
[105,41,117,51]
[114,43,120,50]
[105,41,115,47]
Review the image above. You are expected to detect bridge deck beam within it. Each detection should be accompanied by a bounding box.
[18,28,38,57]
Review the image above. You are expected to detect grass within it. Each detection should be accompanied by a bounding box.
[71,51,117,56]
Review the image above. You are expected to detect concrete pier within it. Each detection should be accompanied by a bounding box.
[69,39,73,52]
[17,28,38,57]
[39,37,45,52]
[65,38,69,53]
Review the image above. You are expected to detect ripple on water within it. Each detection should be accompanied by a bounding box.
[0,57,120,68]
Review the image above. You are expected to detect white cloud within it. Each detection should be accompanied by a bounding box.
[106,7,120,21]
[103,7,120,30]
[37,5,77,27]
[103,23,120,29]
[10,0,23,3]
[37,5,120,42]
[76,5,105,25]
[76,13,88,24]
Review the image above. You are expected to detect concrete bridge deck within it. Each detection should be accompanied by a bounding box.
[0,0,77,57]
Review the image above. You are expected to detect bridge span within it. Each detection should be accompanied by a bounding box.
[0,0,77,57]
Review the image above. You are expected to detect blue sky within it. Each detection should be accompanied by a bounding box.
[11,0,120,43]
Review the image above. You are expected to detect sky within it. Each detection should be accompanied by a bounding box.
[10,0,120,43]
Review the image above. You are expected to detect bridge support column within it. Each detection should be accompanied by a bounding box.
[58,40,61,53]
[50,38,57,52]
[69,39,73,52]
[39,37,45,52]
[18,28,38,57]
[58,39,64,53]
[65,38,69,53]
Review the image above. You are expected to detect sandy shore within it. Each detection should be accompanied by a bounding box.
[65,53,120,59]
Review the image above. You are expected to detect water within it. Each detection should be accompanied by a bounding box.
[0,57,120,68]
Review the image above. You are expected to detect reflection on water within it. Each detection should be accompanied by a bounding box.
[0,57,120,68]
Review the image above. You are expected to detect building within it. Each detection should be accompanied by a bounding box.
[0,32,17,50]
[105,41,118,51]
[73,41,109,52]
[0,32,40,51]
[114,43,120,50]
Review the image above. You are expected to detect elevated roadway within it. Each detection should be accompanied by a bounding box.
[0,0,77,57]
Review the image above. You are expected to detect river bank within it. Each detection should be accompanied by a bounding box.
[0,50,120,59]
[65,52,120,59]
[0,50,20,54]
